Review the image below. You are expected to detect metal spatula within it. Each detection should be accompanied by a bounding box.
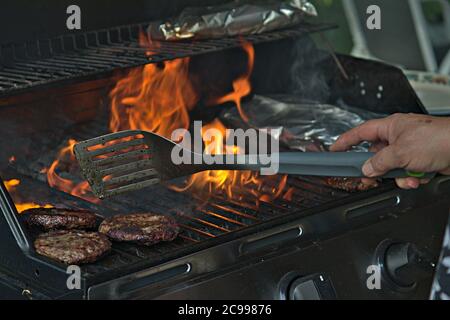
[74,130,433,199]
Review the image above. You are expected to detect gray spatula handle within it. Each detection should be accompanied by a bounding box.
[231,152,435,179]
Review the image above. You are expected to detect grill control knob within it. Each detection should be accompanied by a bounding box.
[289,278,322,300]
[379,241,434,290]
[279,273,336,300]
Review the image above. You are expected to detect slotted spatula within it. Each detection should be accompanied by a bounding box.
[74,130,433,199]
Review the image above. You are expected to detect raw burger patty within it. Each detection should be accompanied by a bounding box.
[34,230,111,265]
[99,213,179,245]
[24,208,97,230]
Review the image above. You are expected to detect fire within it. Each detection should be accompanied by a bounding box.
[109,58,197,137]
[4,179,53,213]
[283,187,295,202]
[46,139,99,203]
[170,119,235,193]
[213,41,254,123]
[106,40,291,207]
[4,179,20,189]
[14,203,53,213]
[170,119,290,205]
[44,38,290,207]
[139,30,160,56]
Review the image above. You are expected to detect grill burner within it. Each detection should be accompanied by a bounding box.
[0,22,331,97]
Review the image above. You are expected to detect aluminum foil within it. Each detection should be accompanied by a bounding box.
[148,0,317,41]
[220,95,386,152]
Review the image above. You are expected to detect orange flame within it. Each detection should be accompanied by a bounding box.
[4,179,20,190]
[14,203,54,214]
[138,30,160,56]
[4,179,53,213]
[213,41,254,122]
[45,40,290,207]
[170,119,290,205]
[46,139,99,203]
[106,40,291,207]
[283,187,295,202]
[109,58,197,137]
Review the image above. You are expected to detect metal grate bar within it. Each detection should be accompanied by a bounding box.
[0,70,50,81]
[179,224,217,239]
[0,22,333,96]
[173,175,352,243]
[200,209,248,228]
[210,203,259,221]
[178,234,199,243]
[187,216,231,233]
[10,64,72,76]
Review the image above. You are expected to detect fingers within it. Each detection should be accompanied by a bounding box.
[395,178,420,189]
[420,179,432,185]
[348,142,387,188]
[331,118,391,152]
[366,144,433,189]
[369,141,388,153]
[395,178,431,189]
[361,177,379,186]
[362,145,404,177]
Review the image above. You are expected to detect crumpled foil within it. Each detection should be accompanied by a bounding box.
[148,0,317,41]
[220,95,386,152]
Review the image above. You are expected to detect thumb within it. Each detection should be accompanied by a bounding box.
[362,146,404,177]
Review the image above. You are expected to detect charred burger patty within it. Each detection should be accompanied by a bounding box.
[325,177,379,192]
[34,230,111,265]
[24,208,97,230]
[99,213,179,245]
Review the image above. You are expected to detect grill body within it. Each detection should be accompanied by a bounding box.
[1,177,449,300]
[0,7,447,300]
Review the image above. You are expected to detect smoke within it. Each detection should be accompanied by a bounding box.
[289,36,331,103]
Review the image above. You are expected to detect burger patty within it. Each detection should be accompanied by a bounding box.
[99,213,179,245]
[325,177,379,192]
[34,230,111,265]
[24,208,97,230]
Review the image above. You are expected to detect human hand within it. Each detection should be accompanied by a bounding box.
[330,113,450,189]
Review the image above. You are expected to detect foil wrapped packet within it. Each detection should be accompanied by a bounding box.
[148,0,317,41]
[220,95,386,152]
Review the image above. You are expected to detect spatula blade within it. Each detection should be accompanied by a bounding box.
[74,130,161,199]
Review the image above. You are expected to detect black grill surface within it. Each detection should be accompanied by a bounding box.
[7,169,358,282]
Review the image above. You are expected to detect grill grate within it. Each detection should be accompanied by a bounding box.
[2,107,352,279]
[0,22,332,96]
[76,173,352,278]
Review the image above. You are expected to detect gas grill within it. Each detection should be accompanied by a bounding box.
[1,1,450,300]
